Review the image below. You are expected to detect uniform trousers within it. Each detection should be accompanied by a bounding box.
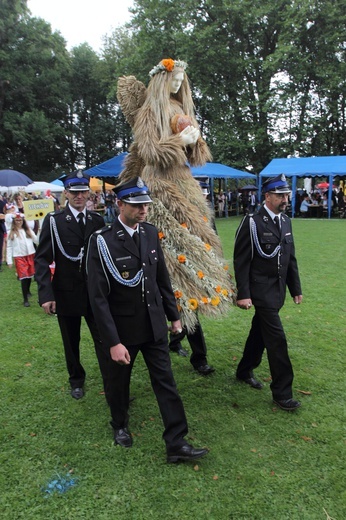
[107,336,188,449]
[236,307,294,400]
[57,310,110,393]
[169,321,207,368]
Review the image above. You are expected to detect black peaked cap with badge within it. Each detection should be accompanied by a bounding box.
[113,177,153,204]
[262,174,291,194]
[63,170,90,191]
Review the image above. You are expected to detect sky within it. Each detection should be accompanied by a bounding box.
[27,0,134,52]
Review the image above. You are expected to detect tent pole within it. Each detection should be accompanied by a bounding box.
[328,175,333,218]
[291,176,297,218]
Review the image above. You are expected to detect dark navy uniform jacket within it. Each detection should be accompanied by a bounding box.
[234,205,302,310]
[87,219,180,350]
[35,206,105,315]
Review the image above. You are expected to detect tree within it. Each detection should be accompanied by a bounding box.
[109,0,346,171]
[0,6,72,176]
[1,0,345,176]
[271,0,346,156]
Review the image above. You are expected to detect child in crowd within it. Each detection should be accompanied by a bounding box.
[6,213,38,306]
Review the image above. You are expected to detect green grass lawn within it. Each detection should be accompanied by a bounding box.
[0,217,345,519]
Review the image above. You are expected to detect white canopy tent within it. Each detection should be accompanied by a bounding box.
[25,181,64,193]
[0,181,64,194]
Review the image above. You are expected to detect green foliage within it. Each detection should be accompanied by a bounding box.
[0,8,72,175]
[1,0,346,176]
[123,0,346,169]
[1,217,345,519]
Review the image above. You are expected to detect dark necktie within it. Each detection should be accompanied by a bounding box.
[274,215,281,232]
[78,212,85,235]
[132,230,140,249]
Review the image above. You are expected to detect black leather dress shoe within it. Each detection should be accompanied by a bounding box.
[237,376,263,389]
[169,344,188,357]
[114,428,133,448]
[273,398,301,411]
[195,364,215,375]
[167,443,209,463]
[71,387,84,400]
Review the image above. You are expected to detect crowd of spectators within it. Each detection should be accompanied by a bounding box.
[0,187,119,296]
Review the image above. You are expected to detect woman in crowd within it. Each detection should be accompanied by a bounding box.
[6,212,38,306]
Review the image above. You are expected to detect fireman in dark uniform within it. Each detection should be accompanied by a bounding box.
[35,171,108,400]
[233,174,303,411]
[87,177,208,462]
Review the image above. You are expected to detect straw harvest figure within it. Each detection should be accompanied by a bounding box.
[117,58,236,331]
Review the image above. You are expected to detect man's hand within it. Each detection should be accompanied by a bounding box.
[170,319,183,335]
[237,298,253,310]
[293,295,303,304]
[110,343,131,365]
[42,301,56,314]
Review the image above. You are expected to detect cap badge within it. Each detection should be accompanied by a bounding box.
[137,177,144,188]
[280,174,286,182]
[77,171,83,178]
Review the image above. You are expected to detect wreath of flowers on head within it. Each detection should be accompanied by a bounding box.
[149,58,188,77]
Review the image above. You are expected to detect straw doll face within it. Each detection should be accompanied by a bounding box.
[170,71,184,94]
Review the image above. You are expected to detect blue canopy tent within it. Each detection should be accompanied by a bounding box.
[84,155,256,215]
[85,155,256,182]
[51,178,64,186]
[190,162,256,180]
[84,152,128,181]
[259,156,346,218]
[191,163,257,216]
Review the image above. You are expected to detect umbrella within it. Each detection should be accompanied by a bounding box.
[240,184,258,190]
[0,169,33,187]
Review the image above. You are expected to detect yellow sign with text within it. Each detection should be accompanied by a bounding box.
[23,199,54,220]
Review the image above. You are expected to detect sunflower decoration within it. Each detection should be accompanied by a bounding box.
[188,298,198,311]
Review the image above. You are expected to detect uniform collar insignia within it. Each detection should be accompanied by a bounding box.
[263,216,269,222]
[87,214,92,220]
[66,215,72,221]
